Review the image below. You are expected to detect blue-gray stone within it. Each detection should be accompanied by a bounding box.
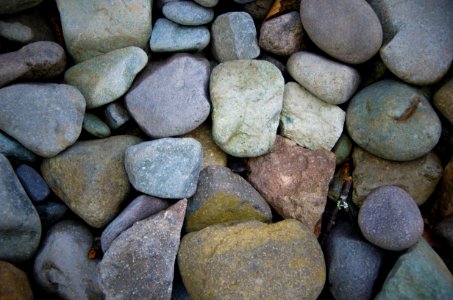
[104,102,131,129]
[0,0,43,14]
[35,201,68,230]
[82,113,111,138]
[15,164,50,202]
[163,1,214,26]
[150,18,210,52]
[0,154,41,262]
[0,131,37,162]
[346,80,442,161]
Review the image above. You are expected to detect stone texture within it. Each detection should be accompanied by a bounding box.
[0,132,37,162]
[287,51,361,105]
[433,78,453,125]
[33,220,103,300]
[0,261,33,300]
[56,0,152,62]
[125,138,202,199]
[99,200,187,300]
[15,164,50,202]
[210,59,284,157]
[358,186,424,251]
[248,136,336,232]
[35,201,68,230]
[244,0,273,20]
[0,41,66,88]
[259,12,303,56]
[41,135,142,228]
[163,1,214,26]
[126,53,211,138]
[178,220,326,300]
[0,83,85,158]
[64,46,148,109]
[104,101,131,130]
[0,0,43,15]
[186,166,272,232]
[0,154,41,262]
[82,113,111,138]
[332,133,353,165]
[194,0,218,8]
[433,215,453,250]
[375,238,453,300]
[369,0,453,85]
[300,0,383,64]
[432,156,453,219]
[346,80,442,161]
[281,82,345,151]
[211,12,260,62]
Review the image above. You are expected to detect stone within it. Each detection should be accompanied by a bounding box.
[193,0,218,8]
[358,186,424,251]
[82,113,111,138]
[0,154,41,262]
[375,239,453,300]
[433,215,453,250]
[248,136,335,232]
[186,166,272,232]
[35,201,68,230]
[41,135,142,228]
[332,133,353,165]
[244,0,273,20]
[99,200,187,300]
[33,220,103,300]
[326,222,384,300]
[0,41,66,88]
[178,220,326,299]
[432,157,453,219]
[0,132,37,162]
[0,261,33,300]
[287,51,361,105]
[280,82,345,151]
[104,102,131,130]
[101,195,170,252]
[64,46,148,109]
[0,0,43,14]
[0,83,85,158]
[126,53,211,137]
[15,164,50,202]
[369,0,453,85]
[150,18,210,52]
[125,138,202,199]
[210,59,284,157]
[56,0,152,62]
[211,12,260,62]
[259,12,303,56]
[346,80,442,161]
[433,78,453,125]
[163,1,214,26]
[300,0,383,64]
[258,53,286,74]
[352,147,443,206]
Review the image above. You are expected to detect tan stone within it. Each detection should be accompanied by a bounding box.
[433,78,453,125]
[0,261,33,300]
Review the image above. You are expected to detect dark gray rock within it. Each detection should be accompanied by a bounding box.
[0,154,41,262]
[433,215,453,250]
[0,131,37,162]
[0,0,43,14]
[15,164,50,202]
[244,0,273,20]
[35,201,68,230]
[104,101,131,130]
[163,1,214,25]
[126,53,211,138]
[358,186,424,251]
[33,220,103,300]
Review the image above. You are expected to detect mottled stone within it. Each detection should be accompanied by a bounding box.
[244,0,273,20]
[126,53,211,137]
[0,132,37,162]
[332,133,353,165]
[248,136,335,232]
[346,80,442,161]
[0,0,43,14]
[210,60,284,157]
[433,215,453,250]
[15,164,50,202]
[0,261,33,300]
[281,82,345,151]
[193,0,218,7]
[41,135,142,228]
[82,113,111,138]
[99,200,187,300]
[104,102,131,130]
[0,9,54,43]
[433,78,453,125]
[65,46,148,109]
[178,220,326,299]
[163,1,214,25]
[432,157,453,219]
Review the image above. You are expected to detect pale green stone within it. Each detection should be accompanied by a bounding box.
[82,113,111,138]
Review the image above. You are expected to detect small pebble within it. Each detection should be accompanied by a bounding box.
[15,164,50,202]
[104,102,131,130]
[82,113,111,138]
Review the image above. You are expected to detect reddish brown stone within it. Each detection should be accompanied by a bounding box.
[0,261,33,300]
[248,136,335,233]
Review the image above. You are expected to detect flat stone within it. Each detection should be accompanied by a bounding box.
[104,102,131,129]
[41,135,142,228]
[0,131,37,162]
[0,83,85,158]
[178,220,326,299]
[125,138,202,199]
[56,0,152,62]
[358,186,424,251]
[0,261,33,300]
[433,78,453,125]
[163,1,214,25]
[82,113,111,138]
[126,53,211,137]
[0,0,43,14]
[15,164,50,202]
[101,195,170,252]
[346,80,442,161]
[281,82,345,151]
[332,133,353,165]
[33,220,103,300]
[193,0,218,7]
[210,59,284,157]
[300,0,382,64]
[64,46,148,109]
[369,0,453,85]
[287,51,361,105]
[433,215,453,250]
[432,157,453,219]
[0,9,55,43]
[186,166,272,232]
[211,12,260,62]
[375,239,453,300]
[248,136,336,233]
[150,18,210,52]
[259,12,303,56]
[0,41,66,88]
[352,147,443,206]
[35,201,68,230]
[0,154,41,262]
[99,200,187,300]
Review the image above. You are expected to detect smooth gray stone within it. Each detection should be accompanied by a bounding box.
[33,220,103,300]
[35,201,68,230]
[15,164,50,202]
[193,0,218,8]
[0,0,43,14]
[82,113,111,138]
[0,131,37,162]
[104,102,131,129]
[150,18,210,52]
[0,154,41,262]
[163,1,214,26]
